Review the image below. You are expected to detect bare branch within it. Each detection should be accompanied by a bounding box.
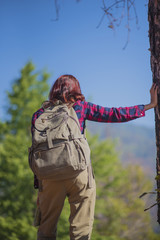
[51,0,59,21]
[102,0,124,13]
[98,0,139,49]
[51,0,139,49]
[52,0,81,21]
[96,13,106,29]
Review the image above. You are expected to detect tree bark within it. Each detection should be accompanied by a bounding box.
[148,0,160,224]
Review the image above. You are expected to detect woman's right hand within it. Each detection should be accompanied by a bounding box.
[150,83,158,108]
[144,83,158,111]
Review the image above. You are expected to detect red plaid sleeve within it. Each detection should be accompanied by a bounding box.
[83,101,145,123]
[31,108,44,134]
[73,101,145,131]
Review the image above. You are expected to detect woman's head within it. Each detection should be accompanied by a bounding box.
[49,74,85,103]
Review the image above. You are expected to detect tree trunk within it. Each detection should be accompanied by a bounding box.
[148,0,160,224]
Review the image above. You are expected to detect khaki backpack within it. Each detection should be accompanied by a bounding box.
[28,102,91,181]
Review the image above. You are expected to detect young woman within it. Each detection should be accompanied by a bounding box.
[31,74,158,240]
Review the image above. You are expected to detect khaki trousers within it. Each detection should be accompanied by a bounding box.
[37,168,96,240]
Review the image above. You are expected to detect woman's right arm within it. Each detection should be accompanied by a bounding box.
[83,101,145,123]
[83,83,158,123]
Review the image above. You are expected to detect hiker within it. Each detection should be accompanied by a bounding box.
[30,75,158,240]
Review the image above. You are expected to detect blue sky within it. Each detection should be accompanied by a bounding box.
[0,0,154,127]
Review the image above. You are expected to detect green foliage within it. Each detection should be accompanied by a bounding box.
[0,62,159,240]
[87,122,156,176]
[0,216,36,240]
[6,61,49,134]
[0,62,49,240]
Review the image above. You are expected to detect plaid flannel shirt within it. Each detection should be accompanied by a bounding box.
[31,100,145,188]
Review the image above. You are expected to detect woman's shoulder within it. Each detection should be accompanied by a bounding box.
[73,100,89,108]
[73,100,98,111]
[73,100,89,111]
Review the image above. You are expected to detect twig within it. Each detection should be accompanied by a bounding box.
[97,0,139,49]
[96,12,106,29]
[51,0,59,21]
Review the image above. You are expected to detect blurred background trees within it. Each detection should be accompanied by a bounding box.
[0,62,49,240]
[0,62,159,239]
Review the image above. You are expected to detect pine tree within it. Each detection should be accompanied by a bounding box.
[0,62,50,240]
